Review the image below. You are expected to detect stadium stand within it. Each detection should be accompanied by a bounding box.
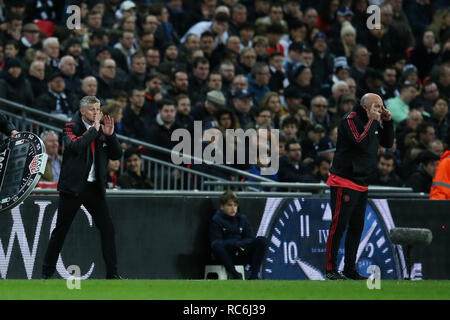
[0,0,448,197]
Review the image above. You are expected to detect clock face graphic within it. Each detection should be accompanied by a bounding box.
[258,198,404,280]
[0,132,48,213]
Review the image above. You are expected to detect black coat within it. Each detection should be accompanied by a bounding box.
[0,73,34,107]
[121,105,155,141]
[0,113,15,135]
[278,156,305,182]
[410,44,440,81]
[188,76,208,106]
[123,72,146,92]
[363,27,403,69]
[27,75,48,99]
[330,104,394,186]
[367,171,403,187]
[58,111,122,197]
[209,209,254,249]
[95,75,123,101]
[405,167,433,193]
[146,119,181,162]
[35,90,77,117]
[117,170,153,189]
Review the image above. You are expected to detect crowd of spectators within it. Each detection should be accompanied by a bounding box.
[1,0,449,193]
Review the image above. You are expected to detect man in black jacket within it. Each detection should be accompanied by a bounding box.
[367,152,402,187]
[278,139,306,182]
[35,72,77,119]
[42,96,123,279]
[405,151,440,193]
[325,93,394,280]
[117,147,153,189]
[209,191,268,280]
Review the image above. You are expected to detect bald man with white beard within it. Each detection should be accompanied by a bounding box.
[325,93,394,280]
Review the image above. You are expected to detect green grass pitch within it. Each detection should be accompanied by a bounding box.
[0,280,449,300]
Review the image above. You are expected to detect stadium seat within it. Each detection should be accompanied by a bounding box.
[204,265,245,280]
[34,20,56,36]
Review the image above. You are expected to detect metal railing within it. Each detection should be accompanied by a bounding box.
[31,188,430,199]
[32,189,315,198]
[0,97,271,191]
[202,181,425,196]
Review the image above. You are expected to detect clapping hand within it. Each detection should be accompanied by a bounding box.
[93,111,103,131]
[101,115,115,136]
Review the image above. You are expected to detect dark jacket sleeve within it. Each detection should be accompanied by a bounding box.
[379,119,394,148]
[104,132,122,160]
[0,113,16,135]
[62,122,99,153]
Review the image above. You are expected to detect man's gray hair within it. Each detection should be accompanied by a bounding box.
[80,96,100,110]
[40,130,58,142]
[352,44,368,58]
[58,55,75,69]
[251,62,268,77]
[332,80,349,94]
[43,37,59,48]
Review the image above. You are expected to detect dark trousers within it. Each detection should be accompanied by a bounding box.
[326,186,367,272]
[43,182,118,276]
[211,237,269,278]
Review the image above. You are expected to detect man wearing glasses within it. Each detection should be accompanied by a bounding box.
[96,59,123,100]
[325,93,393,280]
[310,96,332,134]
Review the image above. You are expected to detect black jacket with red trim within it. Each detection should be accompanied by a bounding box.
[330,104,394,186]
[58,111,122,197]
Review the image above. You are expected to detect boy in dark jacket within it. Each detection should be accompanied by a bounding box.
[209,191,268,279]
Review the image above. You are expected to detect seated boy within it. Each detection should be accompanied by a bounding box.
[209,191,269,279]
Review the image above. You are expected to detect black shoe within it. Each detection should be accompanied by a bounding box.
[229,272,243,280]
[106,273,123,279]
[343,269,368,280]
[42,265,55,279]
[325,270,346,280]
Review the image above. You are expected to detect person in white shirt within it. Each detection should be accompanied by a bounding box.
[181,12,230,49]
